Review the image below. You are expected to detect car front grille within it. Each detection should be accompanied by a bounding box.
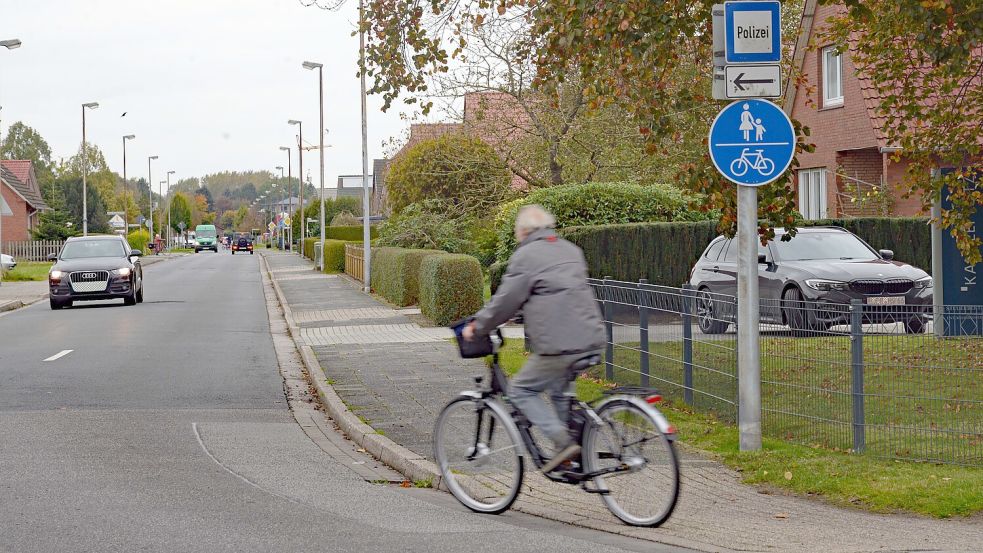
[69,270,109,293]
[849,278,913,295]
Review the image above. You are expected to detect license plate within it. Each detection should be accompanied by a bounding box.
[866,296,905,306]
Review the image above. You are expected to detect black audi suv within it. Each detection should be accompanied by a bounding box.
[689,227,933,334]
[48,235,144,310]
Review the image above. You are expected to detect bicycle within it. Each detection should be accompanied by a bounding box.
[730,148,775,177]
[433,330,680,527]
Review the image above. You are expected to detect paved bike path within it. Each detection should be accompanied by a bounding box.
[264,251,983,553]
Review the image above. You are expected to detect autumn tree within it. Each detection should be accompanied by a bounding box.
[1,122,56,198]
[169,192,192,234]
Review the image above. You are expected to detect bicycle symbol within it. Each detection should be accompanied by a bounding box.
[730,148,775,177]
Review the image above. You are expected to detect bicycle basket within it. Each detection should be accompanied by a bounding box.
[451,318,493,358]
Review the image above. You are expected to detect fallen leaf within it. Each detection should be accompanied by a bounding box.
[784,471,793,481]
[774,513,788,519]
[400,481,411,488]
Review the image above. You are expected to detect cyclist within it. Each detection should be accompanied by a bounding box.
[463,204,605,473]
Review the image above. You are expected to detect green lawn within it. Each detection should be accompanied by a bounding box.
[496,339,983,518]
[2,261,52,281]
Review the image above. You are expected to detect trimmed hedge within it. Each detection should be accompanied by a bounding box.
[419,254,484,326]
[303,237,317,259]
[552,217,932,286]
[488,261,507,295]
[322,240,352,273]
[326,226,379,241]
[371,247,448,306]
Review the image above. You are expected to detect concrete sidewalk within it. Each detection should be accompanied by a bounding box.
[263,251,982,553]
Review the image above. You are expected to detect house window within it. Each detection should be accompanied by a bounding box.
[798,168,828,220]
[822,46,843,107]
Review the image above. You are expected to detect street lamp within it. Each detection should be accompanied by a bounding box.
[358,0,372,292]
[122,134,135,232]
[166,170,175,249]
[279,146,292,250]
[81,102,99,235]
[288,120,304,241]
[303,60,325,270]
[148,156,158,239]
[0,39,20,287]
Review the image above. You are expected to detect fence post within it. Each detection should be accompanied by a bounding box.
[603,276,614,381]
[639,279,650,388]
[850,299,866,453]
[681,284,695,405]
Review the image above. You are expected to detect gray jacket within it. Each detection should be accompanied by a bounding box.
[473,229,605,356]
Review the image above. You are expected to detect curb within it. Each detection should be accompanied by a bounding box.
[260,252,444,489]
[0,293,47,315]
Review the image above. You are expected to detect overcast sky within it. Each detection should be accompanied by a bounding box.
[1,0,427,190]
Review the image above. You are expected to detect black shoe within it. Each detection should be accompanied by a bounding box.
[542,444,581,474]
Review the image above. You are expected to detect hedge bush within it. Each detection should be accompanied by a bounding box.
[326,226,378,241]
[488,261,507,295]
[323,240,352,273]
[419,254,484,326]
[494,182,707,263]
[371,247,448,306]
[303,237,317,259]
[552,217,932,286]
[127,229,150,253]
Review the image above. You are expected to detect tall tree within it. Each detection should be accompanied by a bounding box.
[0,122,56,198]
[57,176,110,234]
[195,186,214,211]
[169,192,192,233]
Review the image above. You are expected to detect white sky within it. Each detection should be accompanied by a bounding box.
[1,0,429,191]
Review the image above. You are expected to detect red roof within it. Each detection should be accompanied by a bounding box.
[0,160,48,210]
[2,160,31,185]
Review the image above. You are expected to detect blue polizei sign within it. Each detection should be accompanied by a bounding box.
[725,1,781,64]
[708,99,795,186]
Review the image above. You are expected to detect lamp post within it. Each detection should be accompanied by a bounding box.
[158,179,166,250]
[81,102,99,235]
[279,146,292,250]
[358,0,371,292]
[148,156,158,238]
[122,134,135,233]
[302,60,325,270]
[288,120,303,242]
[269,184,277,248]
[0,39,21,287]
[275,167,284,249]
[166,170,175,249]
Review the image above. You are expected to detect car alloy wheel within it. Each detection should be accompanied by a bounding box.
[697,289,728,334]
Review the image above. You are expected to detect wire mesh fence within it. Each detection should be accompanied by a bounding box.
[587,278,983,466]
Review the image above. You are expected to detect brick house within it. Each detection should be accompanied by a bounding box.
[784,0,924,219]
[1,160,48,247]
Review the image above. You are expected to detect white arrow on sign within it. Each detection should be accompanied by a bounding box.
[724,64,782,99]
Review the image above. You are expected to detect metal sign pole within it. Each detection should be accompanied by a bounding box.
[736,184,762,450]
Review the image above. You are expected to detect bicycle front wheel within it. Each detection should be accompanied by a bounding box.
[433,396,524,514]
[583,398,680,527]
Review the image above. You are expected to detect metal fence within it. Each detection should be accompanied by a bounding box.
[3,240,64,261]
[588,277,983,466]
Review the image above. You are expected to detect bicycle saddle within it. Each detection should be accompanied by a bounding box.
[567,354,601,379]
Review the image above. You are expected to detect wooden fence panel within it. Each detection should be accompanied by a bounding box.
[345,244,364,282]
[3,240,64,262]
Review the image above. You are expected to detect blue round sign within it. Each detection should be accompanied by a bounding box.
[708,99,795,186]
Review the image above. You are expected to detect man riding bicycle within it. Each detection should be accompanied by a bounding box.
[464,205,605,473]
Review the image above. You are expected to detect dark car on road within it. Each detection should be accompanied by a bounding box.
[231,235,253,255]
[689,227,933,334]
[47,235,144,310]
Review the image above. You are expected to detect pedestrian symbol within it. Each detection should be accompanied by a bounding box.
[708,99,794,186]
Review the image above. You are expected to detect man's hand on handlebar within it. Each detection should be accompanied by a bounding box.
[462,321,477,342]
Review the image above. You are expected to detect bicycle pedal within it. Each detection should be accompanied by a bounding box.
[581,485,610,495]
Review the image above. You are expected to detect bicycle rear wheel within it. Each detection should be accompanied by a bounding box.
[433,396,524,514]
[583,398,680,527]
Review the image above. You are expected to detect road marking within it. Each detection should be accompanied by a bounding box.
[43,349,73,362]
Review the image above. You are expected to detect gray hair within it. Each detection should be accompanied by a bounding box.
[515,204,556,233]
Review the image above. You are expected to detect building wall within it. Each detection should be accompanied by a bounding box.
[884,156,926,216]
[790,4,882,217]
[1,184,31,245]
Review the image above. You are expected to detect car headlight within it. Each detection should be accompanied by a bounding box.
[805,279,849,291]
[49,270,64,279]
[112,267,132,277]
[914,275,933,289]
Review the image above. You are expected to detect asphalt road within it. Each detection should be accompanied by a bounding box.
[0,252,688,553]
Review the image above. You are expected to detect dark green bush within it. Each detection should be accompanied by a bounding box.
[371,247,449,306]
[419,254,484,325]
[488,261,507,295]
[377,199,498,266]
[557,217,932,286]
[325,226,378,241]
[323,240,352,273]
[802,217,931,270]
[302,237,317,259]
[494,182,707,263]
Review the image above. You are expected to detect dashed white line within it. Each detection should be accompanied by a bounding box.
[43,349,74,362]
